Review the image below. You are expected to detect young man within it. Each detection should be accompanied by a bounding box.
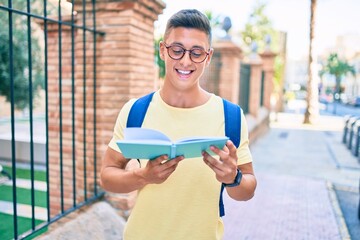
[100,9,256,240]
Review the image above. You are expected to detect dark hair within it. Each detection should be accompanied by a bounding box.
[164,9,212,45]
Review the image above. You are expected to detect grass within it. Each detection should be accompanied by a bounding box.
[2,165,46,181]
[0,213,46,240]
[0,165,47,207]
[0,185,47,208]
[0,165,48,239]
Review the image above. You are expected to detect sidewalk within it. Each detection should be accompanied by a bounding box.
[223,112,360,240]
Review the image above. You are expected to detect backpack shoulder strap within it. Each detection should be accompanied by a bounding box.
[126,92,155,128]
[219,98,241,217]
[222,98,241,148]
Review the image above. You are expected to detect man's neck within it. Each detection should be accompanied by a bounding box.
[159,87,211,108]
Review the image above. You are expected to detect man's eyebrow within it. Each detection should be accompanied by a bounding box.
[170,42,205,50]
[170,41,184,46]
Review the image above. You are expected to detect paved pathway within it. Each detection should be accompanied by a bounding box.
[0,200,47,221]
[223,113,359,240]
[2,178,47,191]
[0,116,45,142]
[223,174,342,239]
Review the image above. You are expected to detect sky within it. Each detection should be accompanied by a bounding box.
[155,0,360,61]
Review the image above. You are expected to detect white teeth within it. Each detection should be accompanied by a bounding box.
[177,70,191,75]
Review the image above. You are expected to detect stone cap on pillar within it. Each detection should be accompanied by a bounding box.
[259,50,277,72]
[242,42,263,65]
[75,0,166,21]
[243,55,262,66]
[213,40,243,58]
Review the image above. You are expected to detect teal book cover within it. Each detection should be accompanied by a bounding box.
[116,128,229,160]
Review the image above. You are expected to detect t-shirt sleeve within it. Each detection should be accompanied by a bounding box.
[108,99,137,152]
[236,109,253,165]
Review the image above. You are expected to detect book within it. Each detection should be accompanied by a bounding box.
[116,128,229,159]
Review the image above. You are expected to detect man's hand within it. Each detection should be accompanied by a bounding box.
[202,140,238,184]
[141,155,184,184]
[100,147,184,193]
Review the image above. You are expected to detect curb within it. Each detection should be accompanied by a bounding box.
[327,181,351,240]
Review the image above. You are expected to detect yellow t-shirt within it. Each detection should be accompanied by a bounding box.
[108,91,252,240]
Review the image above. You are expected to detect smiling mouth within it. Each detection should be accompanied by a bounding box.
[176,69,193,76]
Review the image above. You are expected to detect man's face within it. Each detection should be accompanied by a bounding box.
[160,27,213,91]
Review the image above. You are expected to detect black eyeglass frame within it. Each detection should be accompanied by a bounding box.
[163,42,211,63]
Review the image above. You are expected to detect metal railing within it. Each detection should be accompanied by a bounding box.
[239,63,250,114]
[0,1,104,239]
[260,70,265,106]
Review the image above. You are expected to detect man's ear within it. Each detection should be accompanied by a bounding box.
[205,48,214,66]
[159,41,165,61]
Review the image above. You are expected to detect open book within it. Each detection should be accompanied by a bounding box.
[116,128,229,159]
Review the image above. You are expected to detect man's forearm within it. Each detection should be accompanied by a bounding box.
[100,167,147,193]
[225,173,257,201]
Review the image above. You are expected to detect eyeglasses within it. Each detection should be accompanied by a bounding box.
[163,43,210,63]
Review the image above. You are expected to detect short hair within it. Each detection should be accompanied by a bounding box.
[164,9,212,45]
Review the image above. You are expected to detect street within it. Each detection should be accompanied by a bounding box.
[286,99,360,117]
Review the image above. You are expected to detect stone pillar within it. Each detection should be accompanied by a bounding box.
[74,0,165,146]
[41,0,165,217]
[259,51,276,110]
[76,0,165,218]
[202,40,242,103]
[247,56,263,117]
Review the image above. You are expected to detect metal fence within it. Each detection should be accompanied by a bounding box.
[260,70,265,106]
[239,63,250,114]
[0,1,104,239]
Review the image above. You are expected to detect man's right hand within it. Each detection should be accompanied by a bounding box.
[100,147,184,193]
[141,155,184,184]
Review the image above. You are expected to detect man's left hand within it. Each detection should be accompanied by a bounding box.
[202,140,238,184]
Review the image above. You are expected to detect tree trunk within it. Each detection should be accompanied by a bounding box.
[303,0,319,124]
[335,76,341,99]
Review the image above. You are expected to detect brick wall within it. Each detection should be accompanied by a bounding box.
[202,40,243,104]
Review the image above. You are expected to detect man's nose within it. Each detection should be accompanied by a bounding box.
[179,50,192,66]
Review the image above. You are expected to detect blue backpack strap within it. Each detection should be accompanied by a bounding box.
[223,99,241,148]
[126,92,155,128]
[219,98,241,217]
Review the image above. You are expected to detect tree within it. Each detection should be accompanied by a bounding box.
[322,53,355,101]
[204,10,221,29]
[304,0,319,124]
[241,2,286,112]
[241,2,276,53]
[154,36,165,79]
[0,0,44,111]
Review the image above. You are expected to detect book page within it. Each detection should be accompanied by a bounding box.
[175,138,228,158]
[124,128,171,142]
[177,136,228,143]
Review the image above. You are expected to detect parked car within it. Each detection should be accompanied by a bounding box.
[348,96,360,107]
[319,94,333,104]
